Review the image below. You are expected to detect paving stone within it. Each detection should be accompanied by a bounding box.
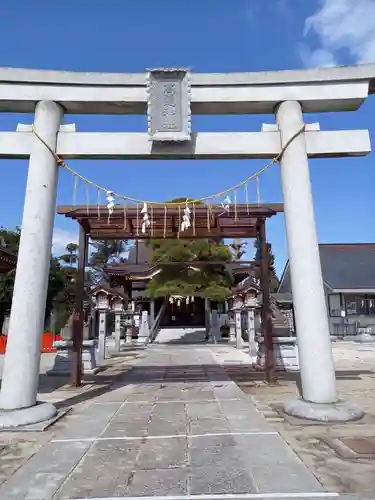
[189,433,237,451]
[54,403,122,439]
[190,465,256,494]
[187,401,222,419]
[117,402,154,416]
[136,437,188,469]
[148,417,187,436]
[251,463,324,493]
[101,419,149,438]
[236,433,307,466]
[190,441,244,467]
[0,344,327,498]
[127,468,188,495]
[152,401,186,418]
[0,441,90,499]
[55,440,139,499]
[189,417,232,435]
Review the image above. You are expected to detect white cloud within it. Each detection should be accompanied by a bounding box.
[302,0,375,67]
[52,227,78,254]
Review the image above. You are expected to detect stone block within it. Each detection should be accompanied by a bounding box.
[256,336,300,371]
[49,340,99,376]
[48,341,73,376]
[81,339,99,374]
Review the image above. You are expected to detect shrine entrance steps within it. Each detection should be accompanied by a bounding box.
[0,343,328,498]
[153,327,207,344]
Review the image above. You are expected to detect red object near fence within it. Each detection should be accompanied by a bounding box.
[0,333,63,354]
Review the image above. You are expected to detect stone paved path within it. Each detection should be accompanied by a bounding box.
[0,343,331,499]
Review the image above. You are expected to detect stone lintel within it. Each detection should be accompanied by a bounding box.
[0,130,370,160]
[0,79,369,114]
[1,63,374,89]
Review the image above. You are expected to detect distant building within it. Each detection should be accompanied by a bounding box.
[0,245,17,274]
[278,243,375,335]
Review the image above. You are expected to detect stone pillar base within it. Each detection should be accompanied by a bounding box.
[256,336,299,372]
[49,340,99,375]
[0,402,57,429]
[283,397,364,422]
[356,332,374,343]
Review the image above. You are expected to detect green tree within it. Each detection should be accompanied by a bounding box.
[146,198,234,301]
[0,227,21,330]
[0,232,82,333]
[89,239,128,283]
[253,236,279,292]
[59,243,79,265]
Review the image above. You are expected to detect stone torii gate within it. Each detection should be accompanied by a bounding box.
[0,64,374,427]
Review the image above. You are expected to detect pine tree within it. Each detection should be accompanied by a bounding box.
[253,236,279,292]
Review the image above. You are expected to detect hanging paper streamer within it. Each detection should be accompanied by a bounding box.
[256,176,261,207]
[244,183,250,214]
[141,202,151,234]
[106,190,115,223]
[181,204,191,232]
[221,195,231,212]
[73,175,78,205]
[85,182,90,215]
[97,190,101,220]
[234,190,238,221]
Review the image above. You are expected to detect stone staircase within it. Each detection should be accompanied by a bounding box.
[270,296,294,336]
[153,327,206,344]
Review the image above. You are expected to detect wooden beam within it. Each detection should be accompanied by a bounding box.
[71,224,87,388]
[57,204,283,215]
[258,222,275,383]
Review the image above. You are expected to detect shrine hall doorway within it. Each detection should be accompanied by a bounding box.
[155,297,206,328]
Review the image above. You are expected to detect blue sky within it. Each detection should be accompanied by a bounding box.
[0,0,374,274]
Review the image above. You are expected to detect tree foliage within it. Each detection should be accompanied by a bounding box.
[253,236,279,293]
[0,228,82,333]
[145,198,234,301]
[89,239,128,284]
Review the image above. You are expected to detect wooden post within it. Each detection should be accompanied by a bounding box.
[258,220,275,382]
[71,223,87,387]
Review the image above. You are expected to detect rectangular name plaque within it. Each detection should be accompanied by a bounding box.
[147,68,191,142]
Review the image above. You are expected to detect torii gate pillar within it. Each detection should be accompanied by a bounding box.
[0,101,63,425]
[276,101,362,421]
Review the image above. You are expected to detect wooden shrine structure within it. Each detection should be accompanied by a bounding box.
[57,202,282,384]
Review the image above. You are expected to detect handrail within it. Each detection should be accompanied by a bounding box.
[145,300,167,345]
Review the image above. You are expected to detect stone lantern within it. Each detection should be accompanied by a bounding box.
[95,290,110,362]
[243,288,260,363]
[123,307,135,344]
[232,295,244,349]
[226,297,236,345]
[111,296,124,352]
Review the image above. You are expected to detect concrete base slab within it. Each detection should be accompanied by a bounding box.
[283,397,364,423]
[0,402,58,429]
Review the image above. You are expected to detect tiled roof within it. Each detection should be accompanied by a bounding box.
[278,243,375,292]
